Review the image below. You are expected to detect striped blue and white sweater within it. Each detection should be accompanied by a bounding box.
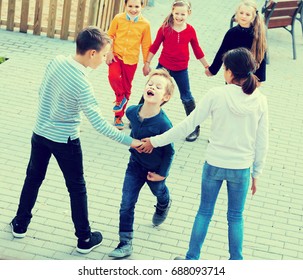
[33,55,132,145]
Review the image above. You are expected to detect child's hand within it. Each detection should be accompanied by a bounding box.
[147,172,165,182]
[106,51,116,65]
[205,68,213,77]
[131,139,142,149]
[143,64,151,76]
[251,177,257,195]
[139,138,154,153]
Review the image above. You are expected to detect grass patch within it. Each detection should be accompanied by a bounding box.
[0,57,8,64]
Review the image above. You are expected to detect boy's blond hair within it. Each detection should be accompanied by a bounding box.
[146,68,175,102]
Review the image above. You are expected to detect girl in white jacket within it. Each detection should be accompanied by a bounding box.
[139,47,269,260]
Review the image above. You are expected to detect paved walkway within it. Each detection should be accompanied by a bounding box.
[0,0,302,260]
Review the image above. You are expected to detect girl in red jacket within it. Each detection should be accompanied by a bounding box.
[140,0,209,142]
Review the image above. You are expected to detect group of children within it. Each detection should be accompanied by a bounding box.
[10,0,269,260]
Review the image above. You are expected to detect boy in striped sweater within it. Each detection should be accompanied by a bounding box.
[10,27,141,254]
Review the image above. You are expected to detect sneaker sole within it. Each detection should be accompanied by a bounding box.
[108,251,132,258]
[115,126,124,130]
[152,215,168,226]
[76,239,103,254]
[114,123,124,130]
[152,220,167,226]
[10,222,26,238]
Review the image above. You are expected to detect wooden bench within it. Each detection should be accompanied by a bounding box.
[263,0,303,60]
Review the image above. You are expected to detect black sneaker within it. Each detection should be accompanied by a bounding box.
[76,231,103,254]
[152,199,172,226]
[10,217,27,238]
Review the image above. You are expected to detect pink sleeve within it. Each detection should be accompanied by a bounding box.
[190,26,205,59]
[149,26,165,54]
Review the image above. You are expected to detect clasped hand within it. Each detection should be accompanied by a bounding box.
[134,138,153,153]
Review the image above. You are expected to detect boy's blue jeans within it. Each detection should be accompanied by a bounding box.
[14,133,91,240]
[119,158,170,241]
[157,63,193,103]
[186,162,250,260]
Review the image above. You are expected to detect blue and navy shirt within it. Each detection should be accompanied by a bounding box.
[126,104,174,177]
[34,55,132,145]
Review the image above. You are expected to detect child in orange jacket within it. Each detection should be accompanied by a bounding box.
[106,0,152,129]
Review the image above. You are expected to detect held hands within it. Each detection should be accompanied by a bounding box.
[205,68,213,77]
[136,137,153,153]
[132,138,153,153]
[143,64,151,76]
[147,171,165,182]
[130,139,143,149]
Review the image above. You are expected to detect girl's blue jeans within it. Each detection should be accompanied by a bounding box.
[157,63,193,103]
[186,162,250,260]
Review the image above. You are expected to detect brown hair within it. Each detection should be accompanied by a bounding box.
[76,26,111,55]
[234,0,267,66]
[223,47,260,95]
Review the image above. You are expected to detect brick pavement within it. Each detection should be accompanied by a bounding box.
[0,0,302,260]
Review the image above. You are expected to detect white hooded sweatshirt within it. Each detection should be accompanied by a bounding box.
[150,84,269,178]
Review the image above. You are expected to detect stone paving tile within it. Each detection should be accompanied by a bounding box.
[0,0,302,260]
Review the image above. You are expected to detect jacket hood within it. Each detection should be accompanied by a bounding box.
[225,84,261,116]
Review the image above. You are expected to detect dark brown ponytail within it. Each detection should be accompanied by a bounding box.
[223,47,260,95]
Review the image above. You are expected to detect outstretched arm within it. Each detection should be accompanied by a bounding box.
[138,94,213,151]
[199,57,209,69]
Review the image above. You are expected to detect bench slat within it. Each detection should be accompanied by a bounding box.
[271,8,297,17]
[267,16,293,28]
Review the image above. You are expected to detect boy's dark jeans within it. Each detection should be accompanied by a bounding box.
[15,133,91,240]
[119,158,170,234]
